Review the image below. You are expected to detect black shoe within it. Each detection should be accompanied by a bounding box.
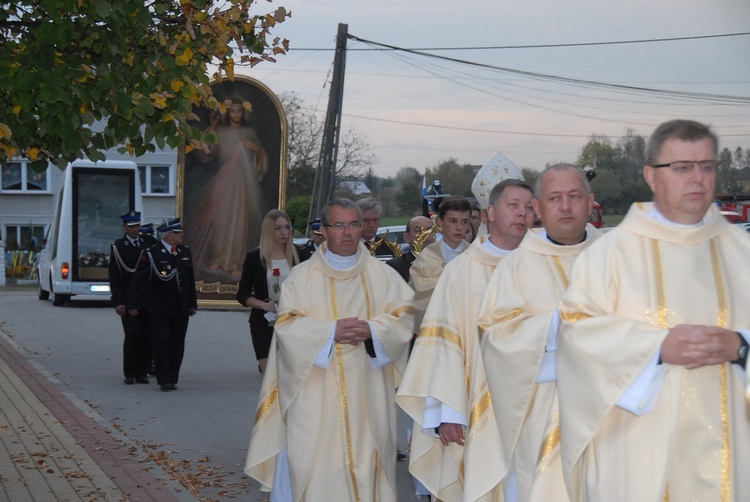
[124,377,135,385]
[160,383,176,391]
[397,450,407,461]
[135,377,149,384]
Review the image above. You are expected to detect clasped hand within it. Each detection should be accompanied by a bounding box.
[334,317,371,345]
[660,324,742,369]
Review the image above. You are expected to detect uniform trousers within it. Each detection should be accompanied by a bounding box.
[121,313,152,379]
[150,315,189,386]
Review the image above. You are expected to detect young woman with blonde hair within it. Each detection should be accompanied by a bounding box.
[236,209,299,373]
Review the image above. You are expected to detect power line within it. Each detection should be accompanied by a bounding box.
[374,46,704,125]
[287,31,750,51]
[343,113,750,138]
[348,35,750,105]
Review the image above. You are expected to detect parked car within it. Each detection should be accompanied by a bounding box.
[376,225,408,254]
[363,225,409,261]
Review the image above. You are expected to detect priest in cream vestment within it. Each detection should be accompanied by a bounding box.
[244,199,414,502]
[398,180,535,501]
[558,120,750,502]
[478,165,602,502]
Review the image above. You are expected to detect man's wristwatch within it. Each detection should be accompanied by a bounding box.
[734,333,749,365]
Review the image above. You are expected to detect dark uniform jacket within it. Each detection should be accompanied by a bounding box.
[363,238,395,259]
[295,241,316,262]
[236,248,298,327]
[385,251,417,283]
[109,234,156,306]
[129,243,197,317]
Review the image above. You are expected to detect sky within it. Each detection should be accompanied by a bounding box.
[233,0,750,178]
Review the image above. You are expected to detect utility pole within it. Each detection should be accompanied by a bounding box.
[308,23,348,234]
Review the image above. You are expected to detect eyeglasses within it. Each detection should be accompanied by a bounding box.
[651,160,717,174]
[324,222,361,231]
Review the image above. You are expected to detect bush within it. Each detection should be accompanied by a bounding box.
[286,195,312,236]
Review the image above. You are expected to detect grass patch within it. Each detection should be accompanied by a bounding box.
[603,213,625,227]
[380,216,411,226]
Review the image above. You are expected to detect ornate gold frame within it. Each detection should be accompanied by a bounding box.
[177,75,288,308]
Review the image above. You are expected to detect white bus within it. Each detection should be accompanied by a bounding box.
[37,160,143,306]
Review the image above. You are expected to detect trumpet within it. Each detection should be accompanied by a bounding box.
[412,222,439,255]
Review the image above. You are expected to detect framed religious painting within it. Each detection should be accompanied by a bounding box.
[177,76,288,307]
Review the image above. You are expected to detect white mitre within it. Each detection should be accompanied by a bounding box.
[471,152,525,210]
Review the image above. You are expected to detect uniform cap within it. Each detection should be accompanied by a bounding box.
[120,210,142,226]
[157,217,183,234]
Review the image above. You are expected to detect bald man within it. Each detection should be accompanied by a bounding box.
[385,216,435,283]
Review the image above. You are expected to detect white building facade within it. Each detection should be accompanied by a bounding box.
[0,148,179,251]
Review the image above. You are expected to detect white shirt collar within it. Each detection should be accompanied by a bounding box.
[482,238,513,257]
[647,205,709,228]
[326,249,360,270]
[440,239,466,264]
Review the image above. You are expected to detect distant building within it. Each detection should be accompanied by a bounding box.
[0,148,178,251]
[338,180,371,196]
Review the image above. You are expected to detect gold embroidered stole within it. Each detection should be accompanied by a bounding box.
[330,273,374,502]
[653,239,731,501]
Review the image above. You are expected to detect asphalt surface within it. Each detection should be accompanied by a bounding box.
[0,287,422,501]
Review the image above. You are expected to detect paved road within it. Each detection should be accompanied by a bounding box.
[0,288,421,500]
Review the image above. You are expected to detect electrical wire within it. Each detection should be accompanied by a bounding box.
[348,35,750,105]
[288,32,750,51]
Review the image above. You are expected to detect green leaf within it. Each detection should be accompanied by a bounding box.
[95,1,112,19]
[1,0,290,169]
[134,99,154,120]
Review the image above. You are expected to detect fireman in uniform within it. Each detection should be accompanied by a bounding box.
[109,211,155,385]
[129,217,197,391]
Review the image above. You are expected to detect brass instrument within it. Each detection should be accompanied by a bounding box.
[383,234,404,257]
[369,229,404,257]
[412,222,440,255]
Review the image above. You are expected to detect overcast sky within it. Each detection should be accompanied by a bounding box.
[236,0,750,178]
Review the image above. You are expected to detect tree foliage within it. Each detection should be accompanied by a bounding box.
[424,158,476,198]
[394,166,423,215]
[1,0,290,169]
[521,167,539,191]
[717,146,750,194]
[286,194,312,235]
[279,92,376,198]
[576,130,650,214]
[281,92,320,179]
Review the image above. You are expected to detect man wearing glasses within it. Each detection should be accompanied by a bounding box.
[245,198,415,502]
[557,120,750,500]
